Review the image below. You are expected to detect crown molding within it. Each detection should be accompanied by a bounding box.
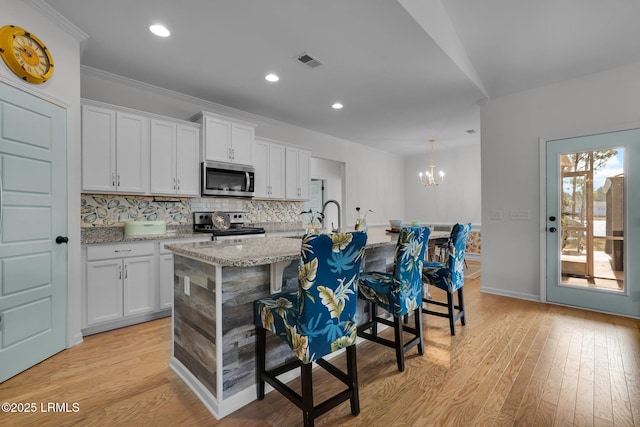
[26,0,89,42]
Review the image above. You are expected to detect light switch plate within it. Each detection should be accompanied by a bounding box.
[509,210,531,221]
[490,209,503,220]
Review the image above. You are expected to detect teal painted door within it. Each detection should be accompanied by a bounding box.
[546,129,640,317]
[0,82,67,382]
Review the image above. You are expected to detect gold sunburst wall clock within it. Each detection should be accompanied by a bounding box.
[0,25,54,84]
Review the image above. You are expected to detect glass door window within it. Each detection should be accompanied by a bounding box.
[559,149,624,291]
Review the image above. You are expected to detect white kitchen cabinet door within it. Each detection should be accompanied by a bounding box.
[231,122,254,165]
[159,253,174,309]
[285,146,311,200]
[82,105,117,192]
[86,259,123,325]
[255,139,285,199]
[297,149,311,200]
[151,120,199,196]
[123,255,156,316]
[268,143,286,199]
[203,115,232,162]
[150,119,177,195]
[176,124,200,196]
[116,112,149,194]
[254,139,269,198]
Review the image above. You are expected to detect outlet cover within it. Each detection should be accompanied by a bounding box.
[184,276,191,296]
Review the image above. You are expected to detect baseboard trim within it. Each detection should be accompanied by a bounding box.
[480,286,540,302]
[81,309,171,336]
[170,357,220,417]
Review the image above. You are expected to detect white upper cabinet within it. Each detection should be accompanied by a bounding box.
[230,122,254,165]
[175,124,200,196]
[192,111,255,165]
[82,103,149,194]
[254,138,285,199]
[150,119,200,196]
[285,146,311,200]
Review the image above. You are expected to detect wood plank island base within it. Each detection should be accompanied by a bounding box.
[165,228,446,419]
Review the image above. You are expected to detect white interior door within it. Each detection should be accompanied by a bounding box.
[545,129,640,317]
[0,82,67,382]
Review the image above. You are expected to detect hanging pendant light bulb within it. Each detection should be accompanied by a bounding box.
[418,139,445,186]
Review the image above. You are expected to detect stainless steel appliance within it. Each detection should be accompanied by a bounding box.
[193,211,265,240]
[201,161,255,197]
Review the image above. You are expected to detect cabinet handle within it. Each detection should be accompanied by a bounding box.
[119,265,122,280]
[117,174,121,187]
[228,148,232,160]
[114,249,132,253]
[177,178,180,190]
[112,173,116,187]
[124,265,128,279]
[173,177,176,190]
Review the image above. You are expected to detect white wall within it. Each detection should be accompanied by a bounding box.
[80,68,406,229]
[481,61,640,301]
[404,140,481,225]
[1,0,84,346]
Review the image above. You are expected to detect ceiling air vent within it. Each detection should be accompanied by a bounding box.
[295,52,323,69]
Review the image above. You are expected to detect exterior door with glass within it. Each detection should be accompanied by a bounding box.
[545,129,640,317]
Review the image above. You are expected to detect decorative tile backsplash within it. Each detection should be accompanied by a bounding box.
[81,195,191,227]
[81,194,305,227]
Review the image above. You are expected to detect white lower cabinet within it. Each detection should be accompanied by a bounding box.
[123,256,156,316]
[82,237,210,335]
[86,259,124,325]
[84,243,156,331]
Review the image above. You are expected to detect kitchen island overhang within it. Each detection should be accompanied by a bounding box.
[164,229,411,419]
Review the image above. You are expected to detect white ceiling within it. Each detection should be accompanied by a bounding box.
[43,0,640,156]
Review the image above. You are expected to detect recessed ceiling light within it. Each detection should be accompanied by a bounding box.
[332,102,343,110]
[265,73,279,82]
[149,24,170,37]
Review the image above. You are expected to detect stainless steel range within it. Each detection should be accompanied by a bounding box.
[193,211,265,240]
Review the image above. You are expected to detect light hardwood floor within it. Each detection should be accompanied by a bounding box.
[1,264,639,426]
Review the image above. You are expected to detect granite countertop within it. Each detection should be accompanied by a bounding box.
[81,225,211,245]
[164,227,418,267]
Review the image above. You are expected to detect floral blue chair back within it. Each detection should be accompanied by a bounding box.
[429,223,472,293]
[446,223,471,291]
[393,226,430,288]
[256,231,367,363]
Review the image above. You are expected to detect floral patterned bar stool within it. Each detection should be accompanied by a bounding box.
[357,226,430,372]
[422,223,472,336]
[254,231,367,427]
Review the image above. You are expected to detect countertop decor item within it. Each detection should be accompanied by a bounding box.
[389,219,402,229]
[123,220,167,237]
[418,139,445,187]
[0,25,54,84]
[300,209,323,233]
[355,207,373,232]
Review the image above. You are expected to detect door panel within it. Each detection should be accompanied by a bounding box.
[3,253,51,294]
[0,81,67,383]
[545,129,639,317]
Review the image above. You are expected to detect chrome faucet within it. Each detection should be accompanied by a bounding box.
[322,199,341,232]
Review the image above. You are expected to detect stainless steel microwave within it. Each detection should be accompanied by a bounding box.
[201,161,255,197]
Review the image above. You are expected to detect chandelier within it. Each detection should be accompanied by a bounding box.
[418,139,445,186]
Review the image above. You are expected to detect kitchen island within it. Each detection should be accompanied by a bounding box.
[165,227,446,419]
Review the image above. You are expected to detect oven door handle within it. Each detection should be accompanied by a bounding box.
[245,172,251,192]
